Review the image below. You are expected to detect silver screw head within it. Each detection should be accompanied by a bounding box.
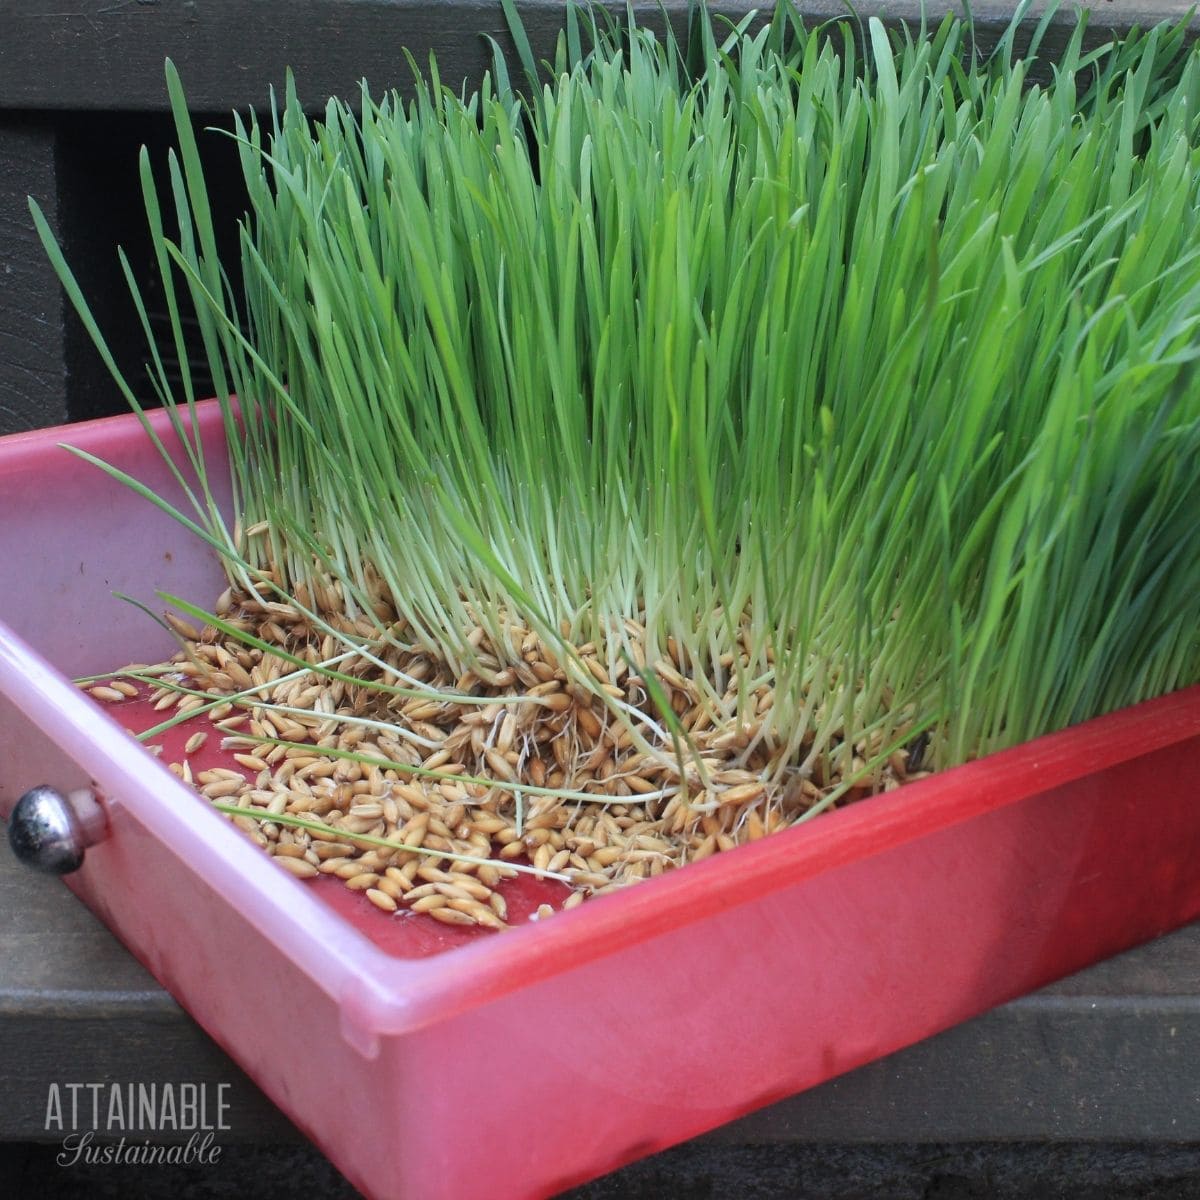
[7,785,88,874]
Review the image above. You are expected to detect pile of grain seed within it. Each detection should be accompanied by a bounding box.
[87,578,929,928]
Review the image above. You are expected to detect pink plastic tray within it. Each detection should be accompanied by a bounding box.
[3,403,1200,1200]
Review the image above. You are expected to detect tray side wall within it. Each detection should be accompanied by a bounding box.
[0,405,235,677]
[367,733,1200,1199]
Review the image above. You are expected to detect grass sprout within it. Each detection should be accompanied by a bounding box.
[34,1,1200,820]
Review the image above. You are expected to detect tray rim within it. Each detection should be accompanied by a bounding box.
[3,402,1200,1043]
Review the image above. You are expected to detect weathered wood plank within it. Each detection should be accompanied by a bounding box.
[52,110,247,422]
[0,2,1197,114]
[0,121,67,435]
[0,854,300,1144]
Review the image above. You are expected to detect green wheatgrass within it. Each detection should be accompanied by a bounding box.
[32,1,1200,813]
